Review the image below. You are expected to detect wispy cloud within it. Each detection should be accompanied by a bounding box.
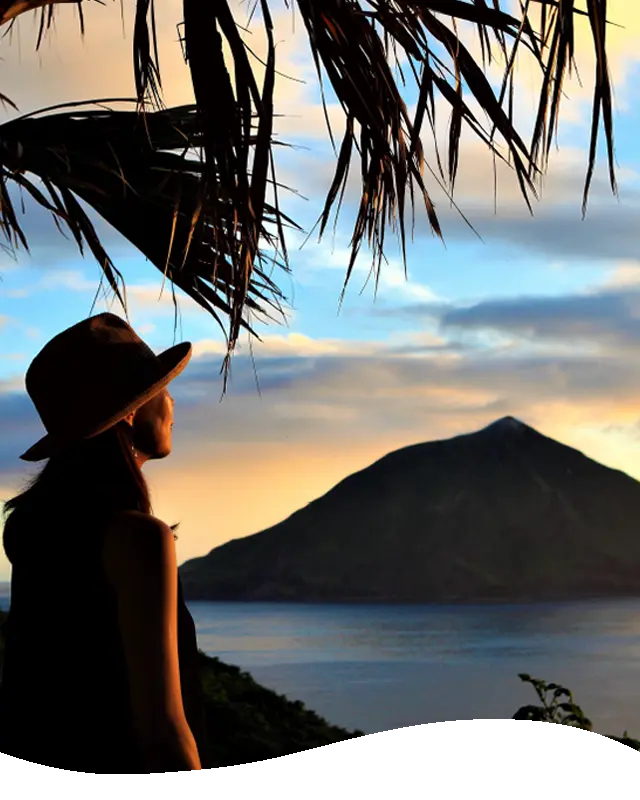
[38,269,98,292]
[22,266,199,316]
[438,286,640,353]
[4,320,640,579]
[3,0,640,584]
[288,231,443,304]
[600,262,640,289]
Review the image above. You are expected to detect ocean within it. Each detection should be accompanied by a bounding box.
[2,582,640,737]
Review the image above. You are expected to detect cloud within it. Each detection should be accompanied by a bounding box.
[194,332,381,361]
[0,0,319,279]
[6,308,640,478]
[372,259,640,357]
[565,0,640,110]
[600,262,640,288]
[3,1,634,292]
[437,284,640,352]
[0,387,39,481]
[8,264,204,320]
[0,317,45,356]
[5,0,191,113]
[283,228,442,304]
[0,186,144,271]
[436,199,640,264]
[3,2,640,581]
[258,2,640,150]
[5,321,640,580]
[0,328,622,471]
[3,0,317,120]
[37,269,98,293]
[123,282,193,312]
[270,1,639,212]
[280,133,634,271]
[456,1,640,135]
[144,334,640,449]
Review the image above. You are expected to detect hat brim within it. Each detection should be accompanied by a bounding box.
[19,341,193,462]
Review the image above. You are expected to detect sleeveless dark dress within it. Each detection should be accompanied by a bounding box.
[0,511,210,773]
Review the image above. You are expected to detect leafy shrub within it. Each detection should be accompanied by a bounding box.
[513,673,640,750]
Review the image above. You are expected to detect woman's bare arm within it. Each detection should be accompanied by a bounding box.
[102,510,202,772]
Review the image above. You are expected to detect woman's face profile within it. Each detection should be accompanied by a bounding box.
[125,387,175,463]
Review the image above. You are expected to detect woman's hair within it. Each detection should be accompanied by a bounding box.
[2,420,179,565]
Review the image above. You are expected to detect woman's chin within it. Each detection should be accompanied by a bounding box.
[158,443,172,459]
[145,442,172,460]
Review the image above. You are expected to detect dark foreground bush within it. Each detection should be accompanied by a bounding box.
[195,649,365,766]
[513,673,640,750]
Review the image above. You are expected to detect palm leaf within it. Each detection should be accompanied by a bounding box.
[0,101,301,380]
[0,0,618,376]
[175,0,617,328]
[0,0,79,26]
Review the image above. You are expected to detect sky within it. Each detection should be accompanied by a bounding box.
[2,1,640,580]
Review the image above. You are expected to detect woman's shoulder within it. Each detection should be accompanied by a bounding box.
[102,511,174,566]
[105,510,172,537]
[102,511,176,592]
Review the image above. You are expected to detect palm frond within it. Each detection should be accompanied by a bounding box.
[0,0,78,27]
[525,0,618,214]
[0,0,618,379]
[176,0,616,324]
[178,0,285,374]
[0,102,301,378]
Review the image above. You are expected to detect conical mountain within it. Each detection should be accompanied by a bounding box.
[179,417,640,602]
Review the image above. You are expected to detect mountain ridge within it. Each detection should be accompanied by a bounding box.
[180,417,640,603]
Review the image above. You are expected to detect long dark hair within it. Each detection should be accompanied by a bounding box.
[2,420,179,565]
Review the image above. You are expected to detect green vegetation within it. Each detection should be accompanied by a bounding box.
[195,651,364,766]
[0,611,367,774]
[513,674,640,751]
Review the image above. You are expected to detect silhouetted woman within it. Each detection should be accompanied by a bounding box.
[0,313,208,772]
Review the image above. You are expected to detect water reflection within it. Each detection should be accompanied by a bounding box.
[189,599,640,735]
[190,599,640,667]
[3,584,640,736]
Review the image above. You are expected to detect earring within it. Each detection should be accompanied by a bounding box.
[131,442,137,459]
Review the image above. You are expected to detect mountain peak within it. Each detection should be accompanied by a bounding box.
[180,415,640,603]
[482,416,529,434]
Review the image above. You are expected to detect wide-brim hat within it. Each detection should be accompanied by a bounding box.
[20,312,192,462]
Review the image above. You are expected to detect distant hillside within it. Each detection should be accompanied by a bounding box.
[179,417,640,603]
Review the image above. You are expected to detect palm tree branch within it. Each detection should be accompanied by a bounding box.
[0,102,300,345]
[0,0,619,378]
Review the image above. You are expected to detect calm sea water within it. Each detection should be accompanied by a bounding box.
[2,582,640,737]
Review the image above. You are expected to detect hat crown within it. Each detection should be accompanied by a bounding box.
[26,313,164,438]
